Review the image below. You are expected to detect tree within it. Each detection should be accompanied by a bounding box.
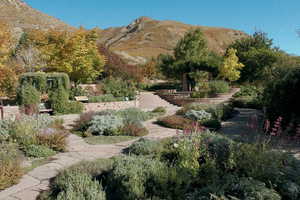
[228,32,278,83]
[0,66,17,97]
[22,28,106,83]
[0,22,11,68]
[219,48,244,82]
[159,29,220,91]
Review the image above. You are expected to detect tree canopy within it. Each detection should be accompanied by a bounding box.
[18,28,106,83]
[219,48,244,82]
[228,32,279,83]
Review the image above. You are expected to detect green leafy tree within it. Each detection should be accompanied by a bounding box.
[219,48,244,82]
[159,29,221,90]
[228,31,278,83]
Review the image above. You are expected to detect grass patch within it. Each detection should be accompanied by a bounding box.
[84,136,137,145]
[24,157,55,173]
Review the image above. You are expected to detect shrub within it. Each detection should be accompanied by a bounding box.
[17,83,41,115]
[42,171,106,200]
[0,143,23,190]
[126,138,167,157]
[88,94,123,103]
[37,129,69,152]
[102,78,137,100]
[201,119,222,130]
[23,144,56,158]
[0,119,13,141]
[157,115,194,129]
[117,108,153,123]
[65,101,84,114]
[263,67,300,133]
[106,156,168,200]
[185,110,212,121]
[208,80,230,94]
[73,111,98,132]
[49,85,69,114]
[88,115,123,135]
[234,85,262,98]
[121,122,149,137]
[178,103,235,121]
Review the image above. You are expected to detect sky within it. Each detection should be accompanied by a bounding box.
[24,0,300,55]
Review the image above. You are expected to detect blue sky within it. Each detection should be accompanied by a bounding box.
[24,0,300,55]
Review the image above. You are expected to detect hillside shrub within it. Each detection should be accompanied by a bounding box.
[87,115,123,135]
[0,119,13,141]
[69,86,88,100]
[0,143,23,190]
[208,80,230,94]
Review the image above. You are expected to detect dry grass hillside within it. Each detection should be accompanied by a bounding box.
[98,17,248,64]
[0,0,73,33]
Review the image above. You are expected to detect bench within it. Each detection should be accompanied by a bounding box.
[39,108,53,114]
[75,96,89,103]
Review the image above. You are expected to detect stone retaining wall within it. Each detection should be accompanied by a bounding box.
[1,99,139,119]
[84,100,139,112]
[157,88,240,106]
[2,106,20,119]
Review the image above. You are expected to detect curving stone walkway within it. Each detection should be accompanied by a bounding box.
[0,92,181,200]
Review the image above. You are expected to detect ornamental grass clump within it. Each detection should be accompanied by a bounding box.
[0,143,23,190]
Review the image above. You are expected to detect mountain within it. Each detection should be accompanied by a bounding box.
[98,17,247,64]
[0,0,73,33]
[0,0,247,65]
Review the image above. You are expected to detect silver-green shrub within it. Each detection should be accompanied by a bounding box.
[88,115,123,135]
[185,109,212,121]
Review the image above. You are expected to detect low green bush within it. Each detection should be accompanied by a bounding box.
[106,156,169,200]
[126,138,168,157]
[102,78,137,100]
[178,103,235,121]
[208,80,230,94]
[185,109,212,121]
[41,171,106,200]
[65,101,84,114]
[117,108,153,123]
[201,119,222,130]
[23,144,56,158]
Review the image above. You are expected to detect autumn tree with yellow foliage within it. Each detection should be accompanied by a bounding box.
[0,22,18,97]
[219,48,244,82]
[24,28,105,83]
